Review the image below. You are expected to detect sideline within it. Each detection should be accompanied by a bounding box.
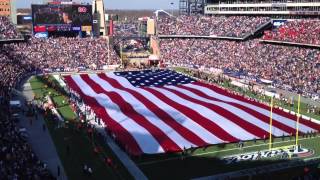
[138,136,320,166]
[18,77,68,180]
[89,120,148,180]
[193,157,320,180]
[54,74,148,180]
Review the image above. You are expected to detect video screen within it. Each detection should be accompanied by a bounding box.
[32,4,92,31]
[72,5,92,26]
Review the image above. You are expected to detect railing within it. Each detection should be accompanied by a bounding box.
[260,39,320,49]
[158,34,244,40]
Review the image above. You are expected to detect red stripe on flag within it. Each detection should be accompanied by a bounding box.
[142,86,239,143]
[178,84,299,135]
[161,86,268,139]
[97,73,208,147]
[80,74,182,153]
[64,76,143,155]
[194,82,320,132]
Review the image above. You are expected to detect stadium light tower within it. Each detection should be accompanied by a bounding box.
[92,0,106,36]
[179,0,205,15]
[170,2,174,16]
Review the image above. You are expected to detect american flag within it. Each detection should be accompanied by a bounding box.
[64,70,320,155]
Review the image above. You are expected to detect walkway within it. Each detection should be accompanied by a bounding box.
[32,74,147,180]
[16,77,67,180]
[88,117,148,180]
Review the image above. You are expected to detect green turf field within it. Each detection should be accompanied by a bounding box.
[29,76,133,180]
[133,135,320,180]
[30,74,320,180]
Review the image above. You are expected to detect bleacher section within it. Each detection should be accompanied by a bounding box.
[157,16,271,39]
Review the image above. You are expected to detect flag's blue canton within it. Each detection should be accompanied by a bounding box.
[115,70,196,87]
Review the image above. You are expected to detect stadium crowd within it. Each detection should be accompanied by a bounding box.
[160,39,320,97]
[0,32,122,179]
[14,37,120,70]
[0,37,121,102]
[0,47,31,101]
[0,13,320,179]
[0,16,21,40]
[113,21,139,37]
[263,20,320,45]
[113,38,147,52]
[0,102,54,180]
[157,15,271,38]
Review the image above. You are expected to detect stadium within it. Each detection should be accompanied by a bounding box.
[1,0,320,179]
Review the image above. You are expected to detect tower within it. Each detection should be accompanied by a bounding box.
[92,0,106,36]
[179,0,188,15]
[179,0,205,15]
[92,0,100,37]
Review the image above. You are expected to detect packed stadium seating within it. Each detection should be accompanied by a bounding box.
[14,37,120,69]
[1,9,320,178]
[113,38,146,53]
[0,16,21,40]
[157,15,271,38]
[160,38,320,97]
[113,21,139,36]
[0,102,54,180]
[0,47,31,100]
[263,20,320,45]
[0,36,122,179]
[0,34,54,179]
[0,37,121,101]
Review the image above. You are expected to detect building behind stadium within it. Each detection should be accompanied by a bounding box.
[0,0,16,23]
[0,0,11,16]
[180,0,320,18]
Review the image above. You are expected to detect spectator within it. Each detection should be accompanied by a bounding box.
[160,38,320,97]
[0,16,21,40]
[0,102,53,179]
[157,15,271,38]
[263,20,320,45]
[0,37,121,101]
[113,21,139,37]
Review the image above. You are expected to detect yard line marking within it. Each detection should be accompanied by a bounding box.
[138,136,320,166]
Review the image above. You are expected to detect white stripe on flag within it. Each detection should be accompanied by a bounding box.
[184,83,315,133]
[107,73,225,144]
[88,74,196,149]
[149,86,258,140]
[71,75,165,154]
[165,85,288,137]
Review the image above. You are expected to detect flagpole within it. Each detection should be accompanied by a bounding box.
[120,43,123,68]
[120,42,124,68]
[269,96,274,150]
[295,94,301,147]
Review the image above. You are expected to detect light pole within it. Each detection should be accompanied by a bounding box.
[170,2,174,16]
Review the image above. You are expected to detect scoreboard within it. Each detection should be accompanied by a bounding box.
[32,4,93,33]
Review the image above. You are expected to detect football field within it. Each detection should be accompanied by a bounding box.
[135,135,320,179]
[29,73,320,180]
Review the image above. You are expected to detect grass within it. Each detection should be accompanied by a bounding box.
[30,73,320,180]
[29,76,133,180]
[135,136,320,180]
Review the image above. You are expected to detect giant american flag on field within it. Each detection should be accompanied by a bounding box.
[63,70,320,155]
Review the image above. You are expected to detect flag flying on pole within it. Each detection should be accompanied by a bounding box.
[63,70,320,155]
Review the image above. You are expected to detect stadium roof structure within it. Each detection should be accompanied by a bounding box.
[153,10,174,19]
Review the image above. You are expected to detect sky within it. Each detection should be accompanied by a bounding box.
[16,0,180,10]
